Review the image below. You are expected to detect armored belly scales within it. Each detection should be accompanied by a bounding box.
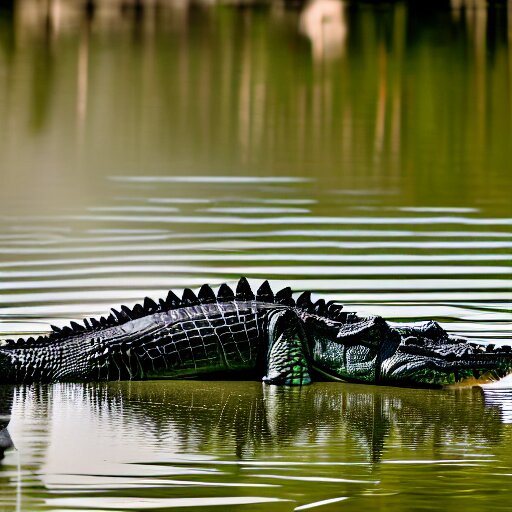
[1,278,511,388]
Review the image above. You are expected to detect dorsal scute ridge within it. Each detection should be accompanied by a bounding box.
[144,297,158,312]
[165,290,181,308]
[131,304,145,319]
[236,277,255,301]
[296,291,313,309]
[198,284,216,304]
[10,280,346,348]
[257,280,274,303]
[43,293,169,344]
[91,317,101,328]
[182,288,199,306]
[326,300,345,320]
[314,299,326,315]
[275,286,294,307]
[293,290,345,320]
[70,321,84,333]
[112,308,128,323]
[217,283,235,302]
[32,284,191,345]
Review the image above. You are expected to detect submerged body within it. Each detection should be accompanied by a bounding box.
[1,278,511,387]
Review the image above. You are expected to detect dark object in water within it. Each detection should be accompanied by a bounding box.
[0,278,510,388]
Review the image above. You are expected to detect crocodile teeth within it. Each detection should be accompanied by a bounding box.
[236,277,255,301]
[198,284,216,303]
[217,283,235,302]
[182,288,199,306]
[256,280,274,302]
[275,287,294,306]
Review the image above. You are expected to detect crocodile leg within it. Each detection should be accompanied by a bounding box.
[263,309,311,386]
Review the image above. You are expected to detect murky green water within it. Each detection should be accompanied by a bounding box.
[0,0,511,510]
[3,381,512,511]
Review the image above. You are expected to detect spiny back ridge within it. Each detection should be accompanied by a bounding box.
[3,278,345,348]
[217,283,235,302]
[256,280,274,302]
[236,277,255,301]
[181,288,199,307]
[198,284,216,303]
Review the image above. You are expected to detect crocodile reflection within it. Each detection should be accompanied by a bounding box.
[2,382,509,463]
[0,386,14,460]
[38,381,503,463]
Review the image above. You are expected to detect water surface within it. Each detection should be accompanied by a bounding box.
[0,0,511,510]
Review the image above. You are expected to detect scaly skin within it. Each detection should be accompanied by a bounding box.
[1,278,510,387]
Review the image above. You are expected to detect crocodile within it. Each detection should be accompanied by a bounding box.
[0,278,510,388]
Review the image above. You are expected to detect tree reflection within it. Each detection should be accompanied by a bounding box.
[0,0,511,211]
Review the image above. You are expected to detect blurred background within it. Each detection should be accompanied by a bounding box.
[0,0,510,341]
[0,2,512,511]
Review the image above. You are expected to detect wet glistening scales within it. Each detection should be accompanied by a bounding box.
[1,278,509,387]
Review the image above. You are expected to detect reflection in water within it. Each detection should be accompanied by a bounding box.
[0,1,511,509]
[1,0,511,209]
[1,382,512,510]
[0,386,14,459]
[481,377,512,424]
[299,0,347,61]
[2,382,507,462]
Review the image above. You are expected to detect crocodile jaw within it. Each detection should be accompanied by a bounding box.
[380,341,512,387]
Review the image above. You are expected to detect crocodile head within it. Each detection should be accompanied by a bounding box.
[379,321,512,387]
[305,312,512,388]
